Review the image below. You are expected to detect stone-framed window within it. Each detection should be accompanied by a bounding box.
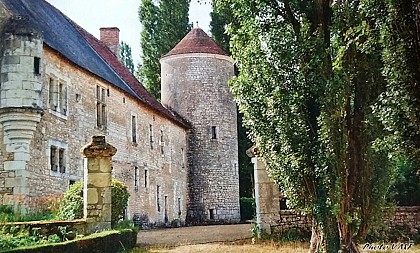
[209,208,215,220]
[144,169,149,189]
[159,130,164,155]
[134,166,139,192]
[181,148,185,168]
[149,124,154,149]
[48,76,68,116]
[96,85,107,129]
[131,115,137,143]
[177,197,182,217]
[34,57,41,75]
[157,185,161,212]
[48,140,68,174]
[211,126,217,139]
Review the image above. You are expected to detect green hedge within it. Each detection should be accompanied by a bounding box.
[3,229,137,253]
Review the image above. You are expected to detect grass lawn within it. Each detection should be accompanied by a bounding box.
[130,240,420,253]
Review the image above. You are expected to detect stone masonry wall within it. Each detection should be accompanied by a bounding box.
[0,45,189,226]
[161,53,240,224]
[271,206,420,234]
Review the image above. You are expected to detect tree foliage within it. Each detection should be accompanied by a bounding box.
[138,0,191,99]
[214,0,416,252]
[120,41,135,75]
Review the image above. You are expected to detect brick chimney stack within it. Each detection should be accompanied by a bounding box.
[99,27,120,59]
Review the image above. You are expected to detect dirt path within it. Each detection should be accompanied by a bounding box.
[137,224,252,246]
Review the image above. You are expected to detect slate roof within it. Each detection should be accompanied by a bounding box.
[163,28,228,58]
[2,0,190,129]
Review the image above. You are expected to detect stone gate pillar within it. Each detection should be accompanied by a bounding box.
[247,146,281,237]
[80,136,117,233]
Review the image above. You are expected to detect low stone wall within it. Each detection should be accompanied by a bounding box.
[388,206,420,229]
[0,219,87,238]
[271,210,311,233]
[270,206,420,234]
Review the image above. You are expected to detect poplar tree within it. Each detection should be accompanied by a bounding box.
[216,0,397,252]
[120,41,135,75]
[138,0,191,100]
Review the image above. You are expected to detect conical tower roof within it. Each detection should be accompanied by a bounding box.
[163,28,228,57]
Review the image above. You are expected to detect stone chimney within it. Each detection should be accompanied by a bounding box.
[99,27,120,58]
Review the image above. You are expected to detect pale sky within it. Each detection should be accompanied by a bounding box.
[45,0,212,66]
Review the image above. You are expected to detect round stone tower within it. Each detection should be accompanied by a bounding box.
[160,28,240,224]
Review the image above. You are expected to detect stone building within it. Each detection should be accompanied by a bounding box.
[0,0,240,225]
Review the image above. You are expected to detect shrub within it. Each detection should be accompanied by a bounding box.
[57,179,129,225]
[111,178,130,226]
[57,182,83,220]
[240,197,256,221]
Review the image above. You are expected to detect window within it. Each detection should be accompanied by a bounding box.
[58,82,67,115]
[50,145,66,173]
[160,130,164,155]
[34,57,40,75]
[209,209,215,220]
[157,185,161,212]
[144,169,148,188]
[132,116,137,143]
[58,148,65,173]
[134,166,139,192]
[149,124,154,149]
[181,148,185,168]
[178,197,182,216]
[96,85,107,129]
[233,163,238,175]
[50,146,57,172]
[211,126,217,139]
[48,77,67,116]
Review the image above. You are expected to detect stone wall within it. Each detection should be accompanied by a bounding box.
[161,53,240,224]
[0,42,189,226]
[388,206,420,229]
[271,206,420,234]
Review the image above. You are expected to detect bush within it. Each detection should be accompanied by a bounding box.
[57,179,129,225]
[111,178,130,226]
[240,197,256,221]
[57,182,83,220]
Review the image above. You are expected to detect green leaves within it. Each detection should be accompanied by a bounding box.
[120,41,135,75]
[138,0,191,100]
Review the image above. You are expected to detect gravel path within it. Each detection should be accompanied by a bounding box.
[137,224,252,246]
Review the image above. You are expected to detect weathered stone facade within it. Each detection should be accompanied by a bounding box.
[161,51,240,223]
[0,0,240,227]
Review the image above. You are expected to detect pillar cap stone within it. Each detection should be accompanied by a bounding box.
[81,136,117,158]
[246,145,258,158]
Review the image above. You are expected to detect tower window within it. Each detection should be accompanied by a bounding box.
[132,116,137,143]
[181,148,185,168]
[34,57,40,75]
[211,126,217,139]
[209,209,215,220]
